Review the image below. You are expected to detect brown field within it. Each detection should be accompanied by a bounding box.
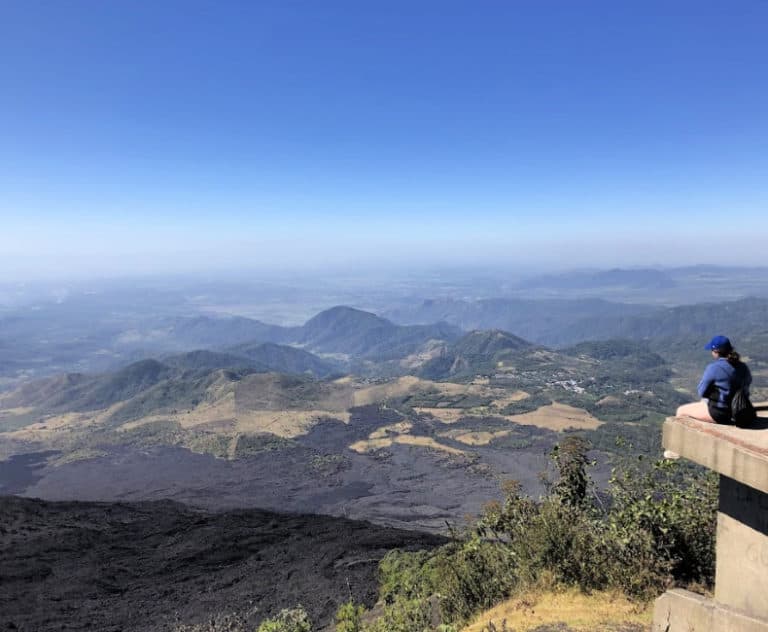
[506,402,602,431]
[413,407,468,423]
[0,406,35,418]
[439,429,513,446]
[352,375,498,407]
[350,418,466,455]
[121,392,351,438]
[352,376,432,406]
[8,387,351,442]
[369,421,413,439]
[7,400,129,441]
[463,587,653,632]
[2,373,581,449]
[490,390,530,407]
[349,434,465,456]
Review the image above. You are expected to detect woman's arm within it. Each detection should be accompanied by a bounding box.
[697,363,717,399]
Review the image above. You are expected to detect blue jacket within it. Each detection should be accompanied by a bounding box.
[697,358,751,409]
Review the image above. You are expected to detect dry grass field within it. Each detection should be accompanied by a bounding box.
[350,418,467,455]
[8,401,130,441]
[490,390,530,407]
[462,587,652,632]
[413,407,468,423]
[0,406,35,419]
[506,402,602,431]
[349,434,466,456]
[0,370,598,460]
[121,393,351,438]
[369,421,413,439]
[439,429,513,446]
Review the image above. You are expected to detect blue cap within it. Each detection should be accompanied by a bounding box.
[705,335,732,352]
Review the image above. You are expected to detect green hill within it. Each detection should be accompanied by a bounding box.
[299,306,461,359]
[164,350,258,372]
[418,329,536,379]
[165,345,337,378]
[385,297,659,346]
[2,343,336,419]
[560,296,768,344]
[168,315,294,348]
[227,342,339,377]
[2,359,173,413]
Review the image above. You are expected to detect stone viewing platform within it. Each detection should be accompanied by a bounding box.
[653,405,768,632]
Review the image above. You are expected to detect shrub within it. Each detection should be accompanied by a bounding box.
[434,536,517,624]
[177,441,716,632]
[603,456,717,596]
[256,606,312,632]
[363,596,434,632]
[335,601,365,632]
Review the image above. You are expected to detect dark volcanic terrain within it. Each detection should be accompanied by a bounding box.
[11,421,561,532]
[0,495,446,632]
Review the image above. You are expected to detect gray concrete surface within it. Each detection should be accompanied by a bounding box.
[654,409,768,630]
[662,406,768,494]
[653,589,768,632]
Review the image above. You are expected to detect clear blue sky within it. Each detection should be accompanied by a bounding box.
[1,1,767,279]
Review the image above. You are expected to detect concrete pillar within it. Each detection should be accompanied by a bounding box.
[653,411,768,632]
[716,477,768,619]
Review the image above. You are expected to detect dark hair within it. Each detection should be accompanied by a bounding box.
[726,349,741,366]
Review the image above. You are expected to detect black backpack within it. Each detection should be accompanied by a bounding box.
[731,386,756,428]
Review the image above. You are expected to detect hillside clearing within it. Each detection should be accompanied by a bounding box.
[506,402,603,431]
[490,390,530,407]
[440,429,513,446]
[413,407,468,423]
[121,396,351,438]
[349,434,465,456]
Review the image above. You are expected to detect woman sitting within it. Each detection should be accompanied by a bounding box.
[675,335,751,424]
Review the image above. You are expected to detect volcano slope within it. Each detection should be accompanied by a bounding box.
[0,495,446,632]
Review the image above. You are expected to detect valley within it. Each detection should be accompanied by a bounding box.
[2,277,767,631]
[2,300,739,532]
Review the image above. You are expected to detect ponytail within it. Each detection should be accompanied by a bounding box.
[727,349,741,366]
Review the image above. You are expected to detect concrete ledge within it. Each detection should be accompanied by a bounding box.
[653,589,768,632]
[662,406,768,494]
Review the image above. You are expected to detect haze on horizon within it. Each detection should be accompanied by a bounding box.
[1,1,767,282]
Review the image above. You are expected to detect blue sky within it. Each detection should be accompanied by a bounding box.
[1,1,767,279]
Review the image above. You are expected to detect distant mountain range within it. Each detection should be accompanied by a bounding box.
[386,296,768,348]
[517,268,677,291]
[153,306,462,361]
[384,297,659,346]
[4,297,768,390]
[0,307,462,416]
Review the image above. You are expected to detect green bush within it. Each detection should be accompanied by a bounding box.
[363,596,434,632]
[256,606,312,632]
[335,601,365,632]
[434,536,517,624]
[478,438,717,600]
[244,438,717,632]
[177,434,716,632]
[603,456,717,595]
